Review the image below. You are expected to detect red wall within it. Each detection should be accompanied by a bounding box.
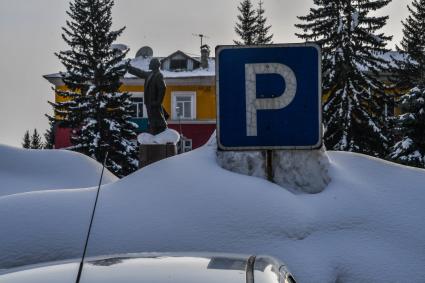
[55,124,216,150]
[55,127,72,149]
[168,123,216,149]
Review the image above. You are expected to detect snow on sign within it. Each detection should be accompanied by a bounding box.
[216,43,322,150]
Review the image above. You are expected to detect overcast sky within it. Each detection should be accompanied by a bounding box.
[0,0,411,147]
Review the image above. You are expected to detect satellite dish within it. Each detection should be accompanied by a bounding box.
[136,46,154,58]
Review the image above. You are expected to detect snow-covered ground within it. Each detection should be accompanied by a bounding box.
[0,145,117,269]
[0,145,117,197]
[1,140,425,282]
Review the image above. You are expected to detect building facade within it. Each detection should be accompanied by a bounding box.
[44,46,217,151]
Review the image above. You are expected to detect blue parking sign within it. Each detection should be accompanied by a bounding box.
[216,43,322,150]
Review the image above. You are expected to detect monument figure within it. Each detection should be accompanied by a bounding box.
[127,58,168,135]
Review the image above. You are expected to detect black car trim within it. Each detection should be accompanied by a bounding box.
[245,255,256,283]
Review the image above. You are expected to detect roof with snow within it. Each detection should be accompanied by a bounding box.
[357,51,410,72]
[126,55,215,79]
[43,50,407,84]
[43,54,215,85]
[161,50,200,64]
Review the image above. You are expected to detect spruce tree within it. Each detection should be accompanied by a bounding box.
[390,0,425,91]
[234,0,258,45]
[389,0,425,167]
[50,0,139,177]
[30,129,43,149]
[255,0,273,44]
[296,0,392,158]
[390,87,425,167]
[43,117,56,149]
[22,130,31,149]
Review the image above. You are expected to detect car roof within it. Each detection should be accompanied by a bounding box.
[0,253,294,283]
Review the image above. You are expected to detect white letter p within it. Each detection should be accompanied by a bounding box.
[245,63,297,136]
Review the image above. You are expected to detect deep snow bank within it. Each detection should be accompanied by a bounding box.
[0,145,117,197]
[1,141,425,282]
[0,188,96,269]
[85,143,425,283]
[78,146,425,282]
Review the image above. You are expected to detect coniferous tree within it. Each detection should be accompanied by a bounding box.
[234,0,258,45]
[255,0,273,44]
[22,130,31,149]
[390,0,425,91]
[389,0,425,167]
[43,117,56,149]
[296,0,392,158]
[30,129,43,149]
[390,87,425,167]
[49,0,138,177]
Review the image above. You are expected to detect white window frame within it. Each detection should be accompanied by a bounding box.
[130,92,147,118]
[183,138,193,152]
[171,91,196,120]
[178,136,193,153]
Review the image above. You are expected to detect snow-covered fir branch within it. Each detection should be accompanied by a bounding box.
[296,0,393,158]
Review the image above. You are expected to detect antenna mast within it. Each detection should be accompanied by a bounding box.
[192,33,210,49]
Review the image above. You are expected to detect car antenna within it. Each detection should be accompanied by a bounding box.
[75,152,109,283]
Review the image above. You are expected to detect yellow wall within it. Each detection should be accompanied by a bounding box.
[55,85,72,104]
[54,86,75,120]
[55,84,216,120]
[119,84,217,120]
[57,81,405,120]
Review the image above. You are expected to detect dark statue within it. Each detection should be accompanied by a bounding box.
[127,58,168,135]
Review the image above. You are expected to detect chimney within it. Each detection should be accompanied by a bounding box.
[201,44,210,69]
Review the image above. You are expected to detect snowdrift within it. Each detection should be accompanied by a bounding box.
[1,141,425,282]
[87,142,425,283]
[0,188,96,269]
[0,144,117,197]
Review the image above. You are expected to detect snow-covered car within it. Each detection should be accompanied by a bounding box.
[0,253,296,283]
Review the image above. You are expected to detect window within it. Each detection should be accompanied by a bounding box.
[385,101,395,117]
[130,93,146,118]
[172,92,196,120]
[178,136,193,153]
[170,59,187,70]
[184,139,193,152]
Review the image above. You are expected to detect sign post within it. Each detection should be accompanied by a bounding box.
[216,44,329,193]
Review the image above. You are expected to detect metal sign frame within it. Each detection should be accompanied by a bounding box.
[215,43,322,151]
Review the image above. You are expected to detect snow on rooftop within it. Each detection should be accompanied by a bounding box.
[381,50,410,67]
[45,50,409,81]
[353,51,410,72]
[1,135,425,282]
[126,56,215,79]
